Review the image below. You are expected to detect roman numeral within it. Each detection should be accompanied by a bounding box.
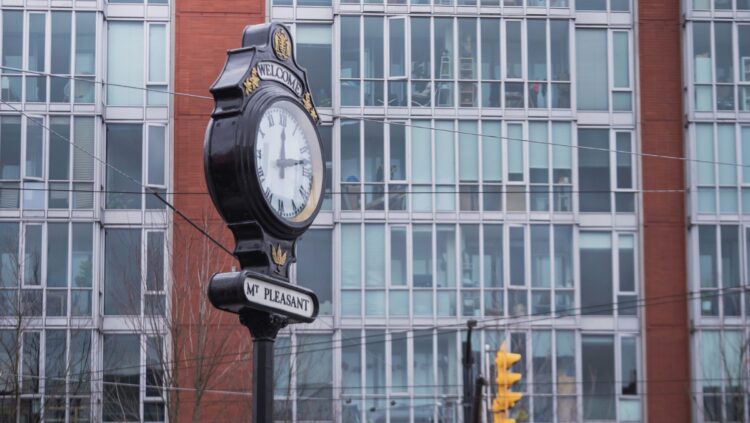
[291,200,297,212]
[256,149,262,159]
[257,167,265,181]
[264,187,272,201]
[279,113,287,127]
[298,186,310,201]
[302,166,312,178]
[300,145,309,154]
[267,114,275,127]
[278,199,285,214]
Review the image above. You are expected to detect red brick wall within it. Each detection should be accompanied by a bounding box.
[173,2,264,421]
[639,1,692,421]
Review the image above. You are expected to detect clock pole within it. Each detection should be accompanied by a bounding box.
[203,22,323,422]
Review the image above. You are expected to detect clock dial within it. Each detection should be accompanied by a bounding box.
[255,101,319,222]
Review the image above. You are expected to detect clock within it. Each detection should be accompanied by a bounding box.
[254,99,323,224]
[204,23,324,281]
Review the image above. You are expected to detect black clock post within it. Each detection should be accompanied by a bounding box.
[203,23,325,422]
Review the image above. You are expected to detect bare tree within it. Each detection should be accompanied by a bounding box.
[0,222,38,423]
[107,208,253,422]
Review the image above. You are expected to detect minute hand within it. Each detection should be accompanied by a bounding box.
[276,158,304,167]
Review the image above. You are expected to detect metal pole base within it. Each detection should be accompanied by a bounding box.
[240,309,289,422]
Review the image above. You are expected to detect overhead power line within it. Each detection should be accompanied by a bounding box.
[0,98,235,258]
[20,284,741,379]
[0,66,745,170]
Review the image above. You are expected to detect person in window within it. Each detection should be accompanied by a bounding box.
[411,82,432,107]
[343,175,360,209]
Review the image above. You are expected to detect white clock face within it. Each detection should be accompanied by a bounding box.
[255,101,320,222]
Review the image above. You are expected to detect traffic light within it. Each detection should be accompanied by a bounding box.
[492,343,523,423]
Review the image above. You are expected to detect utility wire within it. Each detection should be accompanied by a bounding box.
[0,185,686,195]
[18,284,743,379]
[21,373,748,398]
[0,66,745,171]
[0,98,235,257]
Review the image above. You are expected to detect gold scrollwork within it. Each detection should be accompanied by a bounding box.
[271,244,288,266]
[243,67,260,96]
[273,30,292,61]
[302,92,318,121]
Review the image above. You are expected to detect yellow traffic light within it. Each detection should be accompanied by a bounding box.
[492,343,523,423]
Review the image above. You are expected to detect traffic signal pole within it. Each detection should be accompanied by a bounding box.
[462,320,478,423]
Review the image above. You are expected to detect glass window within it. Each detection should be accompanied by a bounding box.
[365,330,386,395]
[297,25,332,107]
[715,23,734,111]
[365,224,385,315]
[24,225,42,287]
[22,332,40,394]
[47,223,69,289]
[612,32,632,111]
[104,229,141,315]
[509,227,525,286]
[45,120,68,184]
[364,121,385,210]
[578,129,611,212]
[413,330,434,396]
[391,332,408,394]
[550,21,571,108]
[507,123,524,183]
[75,13,96,75]
[341,121,361,210]
[0,116,22,208]
[437,331,458,396]
[531,226,550,288]
[412,121,432,211]
[552,122,572,211]
[576,29,608,110]
[0,222,19,291]
[44,330,65,397]
[580,232,612,315]
[297,229,333,315]
[340,17,360,106]
[103,334,140,421]
[391,227,407,286]
[694,22,712,111]
[556,331,577,421]
[527,20,547,82]
[107,124,143,209]
[582,335,615,420]
[108,22,144,105]
[481,19,501,107]
[413,225,433,288]
[296,334,333,420]
[700,331,721,421]
[341,330,361,397]
[71,223,92,316]
[25,119,43,180]
[148,25,167,84]
[145,232,165,315]
[27,14,46,103]
[577,0,606,10]
[621,337,638,395]
[364,18,384,106]
[51,12,72,102]
[506,21,522,80]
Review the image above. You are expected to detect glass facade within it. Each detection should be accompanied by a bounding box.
[686,0,750,421]
[277,1,641,422]
[0,1,170,421]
